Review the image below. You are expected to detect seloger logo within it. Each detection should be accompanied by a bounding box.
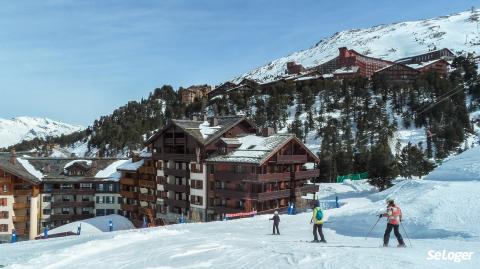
[427,250,474,263]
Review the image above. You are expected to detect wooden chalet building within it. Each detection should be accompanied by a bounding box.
[395,48,455,65]
[1,153,127,241]
[119,116,320,225]
[178,84,211,105]
[374,59,450,82]
[0,150,41,241]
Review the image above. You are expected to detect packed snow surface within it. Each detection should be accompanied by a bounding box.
[424,146,480,181]
[40,215,134,237]
[1,179,479,268]
[0,117,83,148]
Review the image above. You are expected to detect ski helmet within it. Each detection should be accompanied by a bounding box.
[386,198,394,204]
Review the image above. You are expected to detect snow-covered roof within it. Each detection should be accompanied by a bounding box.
[64,160,92,170]
[94,160,129,181]
[117,159,144,172]
[198,121,222,139]
[206,134,293,164]
[16,157,44,181]
[406,59,446,69]
[39,214,134,237]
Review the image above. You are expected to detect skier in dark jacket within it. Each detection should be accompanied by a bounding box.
[270,211,280,235]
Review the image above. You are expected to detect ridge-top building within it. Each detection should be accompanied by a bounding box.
[120,116,320,225]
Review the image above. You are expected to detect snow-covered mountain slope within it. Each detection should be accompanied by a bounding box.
[0,117,84,148]
[424,146,480,181]
[1,178,479,269]
[235,9,480,83]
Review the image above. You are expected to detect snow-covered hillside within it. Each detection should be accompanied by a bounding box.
[0,117,84,149]
[235,9,480,83]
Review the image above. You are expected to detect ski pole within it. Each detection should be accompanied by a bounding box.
[400,221,413,247]
[364,216,382,240]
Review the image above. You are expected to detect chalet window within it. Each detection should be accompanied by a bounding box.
[190,195,203,206]
[0,224,8,232]
[106,196,114,204]
[62,196,71,202]
[106,209,115,215]
[60,184,72,189]
[81,208,90,214]
[42,209,51,215]
[108,184,113,192]
[191,180,203,190]
[96,209,105,216]
[96,196,105,204]
[97,184,104,192]
[81,196,90,202]
[0,198,7,206]
[42,196,51,203]
[2,185,7,193]
[117,197,123,204]
[0,211,8,219]
[61,208,70,214]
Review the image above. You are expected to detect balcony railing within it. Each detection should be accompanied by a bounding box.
[120,177,137,186]
[277,155,308,164]
[153,153,196,162]
[51,189,96,195]
[139,166,156,175]
[13,203,29,210]
[211,172,257,181]
[139,179,157,189]
[138,193,156,203]
[13,215,28,222]
[293,170,320,179]
[50,214,94,221]
[120,190,139,199]
[164,168,189,178]
[256,172,291,182]
[164,198,189,208]
[121,203,139,212]
[256,189,291,201]
[164,138,186,145]
[51,201,95,208]
[13,189,31,196]
[298,184,319,194]
[164,183,189,193]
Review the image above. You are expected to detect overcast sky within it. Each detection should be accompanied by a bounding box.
[0,0,475,126]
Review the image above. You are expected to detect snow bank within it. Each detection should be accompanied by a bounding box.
[424,146,480,181]
[327,179,480,239]
[42,215,134,236]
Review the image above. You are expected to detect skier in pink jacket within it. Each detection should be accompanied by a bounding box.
[380,199,406,247]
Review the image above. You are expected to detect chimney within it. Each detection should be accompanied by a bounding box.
[209,117,218,127]
[339,47,348,58]
[261,127,275,137]
[9,149,16,165]
[191,115,197,121]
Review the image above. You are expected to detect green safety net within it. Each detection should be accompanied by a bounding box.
[336,172,368,183]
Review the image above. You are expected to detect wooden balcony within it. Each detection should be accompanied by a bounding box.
[256,189,291,201]
[153,153,196,162]
[13,189,31,196]
[13,202,29,210]
[51,201,95,208]
[120,177,137,186]
[139,166,156,175]
[293,170,320,179]
[13,215,28,222]
[120,190,139,199]
[121,203,139,212]
[50,214,94,221]
[215,189,249,199]
[277,155,307,164]
[164,168,189,178]
[298,184,319,194]
[51,189,95,195]
[211,172,257,181]
[164,198,189,208]
[139,179,157,189]
[164,138,186,145]
[157,176,167,184]
[256,172,291,182]
[164,183,189,193]
[139,207,155,216]
[213,206,244,214]
[138,193,156,203]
